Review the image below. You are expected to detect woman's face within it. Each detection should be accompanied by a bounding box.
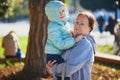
[59,6,66,21]
[74,15,91,35]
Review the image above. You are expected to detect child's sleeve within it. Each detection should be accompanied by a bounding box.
[48,26,75,50]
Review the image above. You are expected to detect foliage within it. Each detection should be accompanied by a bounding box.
[0,0,10,18]
[0,63,120,80]
[0,0,29,19]
[65,0,73,8]
[5,61,24,67]
[12,0,29,18]
[5,60,15,66]
[92,63,120,80]
[0,0,18,18]
[79,0,120,11]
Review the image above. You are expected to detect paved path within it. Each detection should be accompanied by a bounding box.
[0,21,114,45]
[0,20,30,36]
[91,31,114,45]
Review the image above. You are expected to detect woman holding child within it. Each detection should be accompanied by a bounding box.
[48,11,97,80]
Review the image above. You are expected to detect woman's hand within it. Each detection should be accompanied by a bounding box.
[46,60,57,75]
[47,60,57,67]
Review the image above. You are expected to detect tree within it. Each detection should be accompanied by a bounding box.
[0,0,26,19]
[1,0,64,80]
[79,0,120,11]
[0,0,11,18]
[23,0,65,79]
[73,0,84,13]
[23,0,65,80]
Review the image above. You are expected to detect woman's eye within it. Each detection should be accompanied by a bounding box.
[80,23,84,25]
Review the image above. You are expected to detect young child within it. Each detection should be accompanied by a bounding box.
[45,1,82,64]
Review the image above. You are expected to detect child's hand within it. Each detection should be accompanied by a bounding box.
[75,35,83,42]
[69,29,75,37]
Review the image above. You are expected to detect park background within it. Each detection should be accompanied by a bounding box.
[0,0,120,80]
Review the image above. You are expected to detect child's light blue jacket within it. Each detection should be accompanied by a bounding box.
[45,1,75,54]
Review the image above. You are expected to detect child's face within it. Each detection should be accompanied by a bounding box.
[74,15,91,35]
[59,6,66,21]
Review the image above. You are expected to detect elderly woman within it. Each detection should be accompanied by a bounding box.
[48,11,97,80]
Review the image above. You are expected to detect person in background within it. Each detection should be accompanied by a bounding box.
[105,14,116,35]
[48,11,97,80]
[2,30,22,58]
[114,22,120,55]
[97,12,105,34]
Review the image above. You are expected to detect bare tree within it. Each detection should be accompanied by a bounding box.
[73,0,84,13]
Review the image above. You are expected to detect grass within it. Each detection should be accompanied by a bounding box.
[0,36,120,80]
[0,36,115,58]
[96,45,114,55]
[0,36,28,58]
[19,36,28,55]
[0,37,4,58]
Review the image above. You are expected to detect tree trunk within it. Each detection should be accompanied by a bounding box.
[22,0,64,80]
[23,0,50,79]
[73,0,84,13]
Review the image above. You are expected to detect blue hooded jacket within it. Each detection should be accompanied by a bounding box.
[52,35,96,80]
[45,1,75,54]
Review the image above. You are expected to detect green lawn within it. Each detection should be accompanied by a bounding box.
[0,36,114,58]
[96,45,114,55]
[0,36,28,58]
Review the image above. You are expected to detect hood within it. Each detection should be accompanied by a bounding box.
[85,35,96,54]
[45,1,69,25]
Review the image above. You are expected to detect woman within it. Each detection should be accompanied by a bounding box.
[48,11,97,80]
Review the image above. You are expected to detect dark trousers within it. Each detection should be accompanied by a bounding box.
[57,77,70,80]
[46,54,64,64]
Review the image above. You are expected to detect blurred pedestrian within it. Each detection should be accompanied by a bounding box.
[114,22,120,55]
[97,12,105,34]
[2,30,22,59]
[105,14,116,35]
